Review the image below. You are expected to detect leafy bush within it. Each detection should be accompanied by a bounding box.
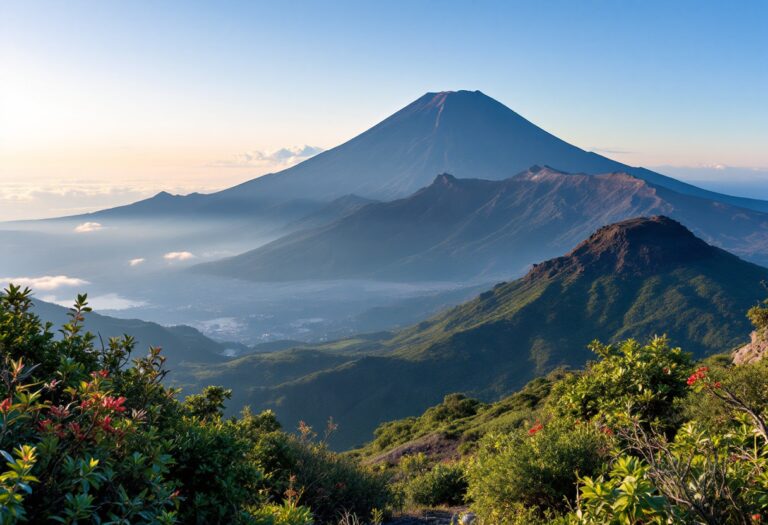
[1,286,179,524]
[466,417,611,523]
[575,456,670,524]
[748,297,768,333]
[249,423,392,523]
[554,336,692,430]
[403,462,467,507]
[0,285,392,524]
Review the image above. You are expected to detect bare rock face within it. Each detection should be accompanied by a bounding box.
[733,330,768,365]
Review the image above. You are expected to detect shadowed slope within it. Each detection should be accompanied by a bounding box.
[196,167,768,281]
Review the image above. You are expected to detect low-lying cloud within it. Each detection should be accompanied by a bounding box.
[164,251,195,261]
[210,145,324,169]
[74,221,104,233]
[0,275,89,291]
[41,292,147,311]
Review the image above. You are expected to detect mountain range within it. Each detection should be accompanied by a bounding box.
[74,90,768,225]
[195,166,768,282]
[177,216,768,448]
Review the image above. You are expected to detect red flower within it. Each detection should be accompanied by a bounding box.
[528,421,544,436]
[99,415,115,433]
[600,426,614,436]
[49,405,71,419]
[0,398,11,414]
[91,369,109,379]
[687,366,709,386]
[752,514,761,523]
[68,422,87,441]
[101,396,127,413]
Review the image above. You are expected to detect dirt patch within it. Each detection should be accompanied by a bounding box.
[385,508,467,524]
[364,432,461,466]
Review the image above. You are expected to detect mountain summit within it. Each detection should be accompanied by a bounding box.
[218,90,764,205]
[529,216,712,278]
[85,90,768,220]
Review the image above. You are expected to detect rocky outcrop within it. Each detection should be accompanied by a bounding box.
[733,330,768,365]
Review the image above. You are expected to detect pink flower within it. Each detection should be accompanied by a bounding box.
[0,398,11,414]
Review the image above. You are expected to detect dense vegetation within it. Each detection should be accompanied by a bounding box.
[4,280,768,523]
[0,286,391,524]
[357,296,768,523]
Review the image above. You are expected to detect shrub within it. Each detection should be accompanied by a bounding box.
[0,286,393,524]
[748,297,768,333]
[575,456,669,524]
[249,424,392,523]
[403,462,467,507]
[466,417,611,523]
[0,286,179,523]
[554,336,692,430]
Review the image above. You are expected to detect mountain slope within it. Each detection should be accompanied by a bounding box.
[77,90,768,221]
[32,299,237,364]
[188,217,768,448]
[195,167,768,281]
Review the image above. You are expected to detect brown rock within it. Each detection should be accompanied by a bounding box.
[733,330,768,365]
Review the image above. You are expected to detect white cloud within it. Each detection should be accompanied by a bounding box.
[74,221,103,233]
[210,145,324,169]
[0,275,89,291]
[164,251,195,261]
[87,293,147,310]
[129,257,146,266]
[40,292,147,311]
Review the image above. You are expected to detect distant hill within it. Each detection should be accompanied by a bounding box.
[32,299,238,365]
[181,217,768,448]
[195,167,768,282]
[72,90,768,222]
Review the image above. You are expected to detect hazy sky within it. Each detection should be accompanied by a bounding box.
[1,1,767,220]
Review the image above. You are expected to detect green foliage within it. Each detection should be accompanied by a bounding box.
[748,296,768,333]
[360,373,561,459]
[246,499,314,525]
[466,417,612,523]
[402,462,467,507]
[0,445,38,524]
[575,456,669,524]
[249,426,392,524]
[183,385,232,420]
[0,286,392,524]
[554,336,692,429]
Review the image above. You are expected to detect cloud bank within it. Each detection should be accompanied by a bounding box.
[0,275,89,291]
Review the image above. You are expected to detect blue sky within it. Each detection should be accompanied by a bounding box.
[1,0,766,219]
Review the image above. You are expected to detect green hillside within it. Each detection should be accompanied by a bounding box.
[179,217,768,449]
